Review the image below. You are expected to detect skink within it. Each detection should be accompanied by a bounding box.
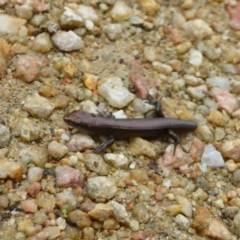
[64,101,198,154]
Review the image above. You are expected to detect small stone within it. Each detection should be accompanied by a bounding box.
[0,195,9,208]
[103,23,122,41]
[0,14,26,35]
[152,61,173,75]
[0,158,23,181]
[131,98,155,114]
[221,139,240,162]
[206,77,230,91]
[31,32,53,53]
[15,55,42,83]
[77,5,98,22]
[55,165,85,188]
[103,153,129,169]
[86,176,117,201]
[27,182,41,198]
[28,166,43,183]
[42,226,60,240]
[174,214,190,230]
[191,207,234,240]
[82,73,98,90]
[16,4,33,20]
[184,19,213,40]
[132,202,149,223]
[103,217,120,230]
[130,169,149,185]
[176,41,192,55]
[201,144,225,167]
[98,77,134,108]
[48,141,68,160]
[144,46,156,62]
[212,88,239,115]
[187,85,207,100]
[88,203,113,221]
[21,199,38,213]
[35,192,56,211]
[137,0,159,14]
[192,188,208,201]
[23,93,55,119]
[176,195,192,217]
[56,189,77,211]
[18,146,48,167]
[15,118,43,142]
[213,199,224,209]
[129,137,157,158]
[52,31,83,51]
[85,154,110,175]
[68,210,92,229]
[225,159,237,172]
[67,133,95,152]
[233,210,240,230]
[188,49,203,66]
[108,200,130,223]
[195,125,214,143]
[207,110,226,127]
[18,219,41,237]
[0,124,10,148]
[111,1,132,21]
[60,7,83,29]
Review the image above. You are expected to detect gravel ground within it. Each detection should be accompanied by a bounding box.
[1,0,240,239]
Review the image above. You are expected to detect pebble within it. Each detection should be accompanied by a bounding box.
[16,4,33,20]
[130,169,149,185]
[174,214,190,230]
[212,88,239,115]
[18,146,48,167]
[103,217,120,230]
[68,209,92,229]
[98,77,134,108]
[27,182,41,198]
[77,5,98,22]
[0,195,9,208]
[195,124,214,143]
[201,144,225,167]
[233,210,240,230]
[138,0,159,14]
[67,133,95,152]
[206,76,230,91]
[18,219,41,237]
[0,157,23,181]
[0,14,26,35]
[85,154,110,175]
[0,124,10,148]
[132,202,150,223]
[108,200,130,223]
[221,139,240,162]
[52,31,84,51]
[111,0,132,21]
[103,153,129,169]
[152,61,173,75]
[176,41,192,55]
[88,203,113,221]
[86,176,117,201]
[131,98,155,114]
[42,226,60,240]
[23,93,55,119]
[48,141,68,160]
[188,49,203,66]
[55,165,85,188]
[184,19,213,40]
[15,55,42,83]
[60,7,83,29]
[21,199,38,213]
[31,32,53,53]
[103,23,122,41]
[28,166,44,183]
[187,85,207,100]
[129,137,157,158]
[225,159,237,172]
[56,189,77,211]
[15,117,43,142]
[82,73,98,90]
[207,110,226,127]
[36,192,56,211]
[144,46,156,62]
[191,207,234,240]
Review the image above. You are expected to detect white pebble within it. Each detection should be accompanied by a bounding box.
[85,20,94,30]
[61,133,70,141]
[52,31,83,52]
[206,77,230,91]
[98,77,134,108]
[112,110,127,119]
[103,23,122,40]
[28,167,43,183]
[77,5,98,22]
[111,0,132,21]
[188,49,203,66]
[201,144,225,167]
